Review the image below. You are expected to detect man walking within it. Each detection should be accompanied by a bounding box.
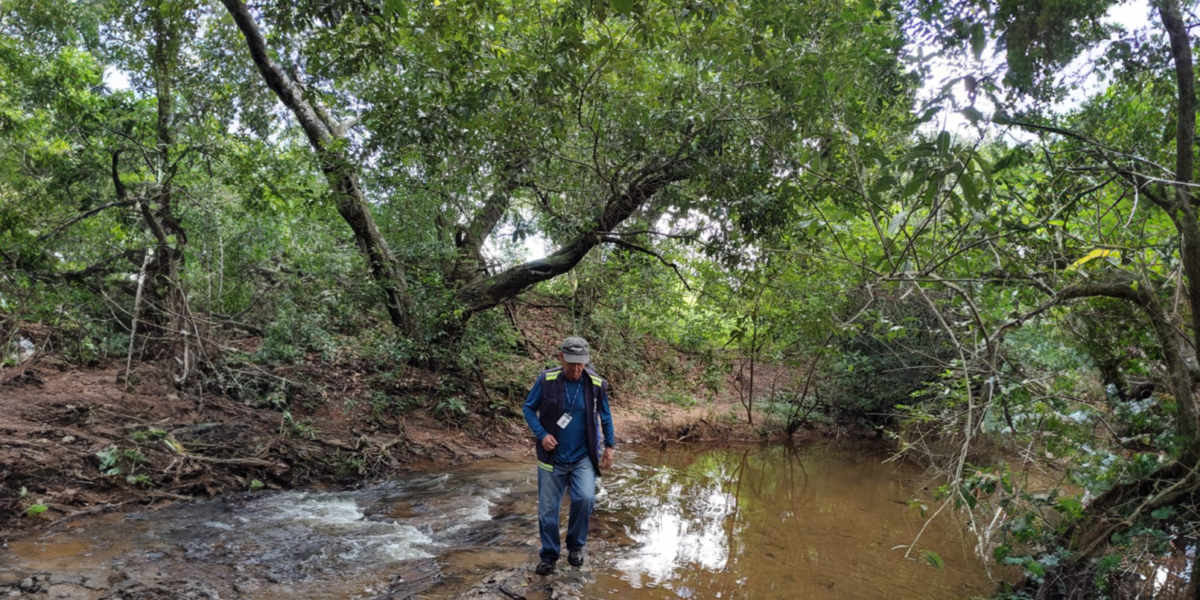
[522,337,615,575]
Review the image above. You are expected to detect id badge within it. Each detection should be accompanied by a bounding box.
[556,413,573,428]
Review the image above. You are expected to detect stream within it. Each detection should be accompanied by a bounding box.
[1,443,995,599]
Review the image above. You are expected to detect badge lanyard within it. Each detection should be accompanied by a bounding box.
[556,381,582,430]
[565,381,582,411]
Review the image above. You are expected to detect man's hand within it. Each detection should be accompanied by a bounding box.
[541,434,558,452]
[601,447,614,469]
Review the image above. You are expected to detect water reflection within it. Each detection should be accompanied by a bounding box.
[595,444,992,600]
[1,443,994,600]
[609,463,738,586]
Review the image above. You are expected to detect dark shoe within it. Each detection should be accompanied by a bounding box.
[535,561,556,576]
[568,549,584,567]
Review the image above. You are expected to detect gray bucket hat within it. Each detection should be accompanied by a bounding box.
[560,336,591,364]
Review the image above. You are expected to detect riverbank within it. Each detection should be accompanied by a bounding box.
[0,342,843,543]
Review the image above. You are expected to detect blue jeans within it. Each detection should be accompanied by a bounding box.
[536,456,595,563]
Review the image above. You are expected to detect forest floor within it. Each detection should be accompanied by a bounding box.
[0,307,837,542]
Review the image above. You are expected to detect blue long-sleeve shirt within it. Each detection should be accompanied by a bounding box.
[522,373,615,465]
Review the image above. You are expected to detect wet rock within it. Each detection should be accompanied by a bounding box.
[79,578,105,592]
[47,575,84,587]
[456,566,591,600]
[0,572,30,587]
[43,583,96,599]
[97,579,220,599]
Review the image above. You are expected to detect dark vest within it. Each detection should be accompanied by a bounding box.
[534,366,608,476]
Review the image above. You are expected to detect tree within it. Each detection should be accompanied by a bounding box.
[217,0,914,343]
[887,0,1200,590]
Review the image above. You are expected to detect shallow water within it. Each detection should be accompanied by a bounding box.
[1,443,995,599]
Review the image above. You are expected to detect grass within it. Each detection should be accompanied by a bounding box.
[661,392,699,408]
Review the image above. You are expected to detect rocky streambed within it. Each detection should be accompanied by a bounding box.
[1,444,994,599]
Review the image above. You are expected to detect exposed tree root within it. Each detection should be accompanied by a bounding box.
[1065,462,1198,565]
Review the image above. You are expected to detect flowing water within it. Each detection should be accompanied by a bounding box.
[1,443,996,599]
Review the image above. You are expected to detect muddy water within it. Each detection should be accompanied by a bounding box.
[1,444,995,599]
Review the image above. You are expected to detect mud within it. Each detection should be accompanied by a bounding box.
[0,360,526,542]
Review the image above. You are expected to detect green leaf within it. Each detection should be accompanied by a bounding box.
[25,504,48,517]
[887,211,906,236]
[920,549,946,571]
[1151,506,1175,520]
[961,488,978,509]
[910,107,939,126]
[871,174,897,197]
[1025,559,1047,578]
[383,0,407,19]
[960,171,980,210]
[969,23,986,60]
[612,0,634,16]
[1054,497,1083,520]
[935,131,952,156]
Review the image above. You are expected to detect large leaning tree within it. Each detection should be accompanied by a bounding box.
[217,0,915,342]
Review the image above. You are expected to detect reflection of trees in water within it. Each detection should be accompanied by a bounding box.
[606,448,746,589]
[609,445,818,591]
[600,445,997,598]
[723,448,748,575]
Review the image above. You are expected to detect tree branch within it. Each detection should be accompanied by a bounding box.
[453,163,690,315]
[37,200,136,244]
[220,0,331,150]
[601,235,692,291]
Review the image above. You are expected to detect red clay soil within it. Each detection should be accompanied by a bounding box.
[0,305,825,542]
[0,356,531,542]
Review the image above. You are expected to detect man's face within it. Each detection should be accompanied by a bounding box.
[559,354,586,381]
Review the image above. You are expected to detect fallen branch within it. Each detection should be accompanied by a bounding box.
[183,454,286,469]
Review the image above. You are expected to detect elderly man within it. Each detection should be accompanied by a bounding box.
[522,337,615,575]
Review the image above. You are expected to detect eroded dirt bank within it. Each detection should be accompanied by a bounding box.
[0,360,531,543]
[0,355,797,543]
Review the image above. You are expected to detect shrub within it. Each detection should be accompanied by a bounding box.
[828,293,954,421]
[660,392,698,408]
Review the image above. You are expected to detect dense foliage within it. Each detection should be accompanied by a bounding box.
[4,0,1200,597]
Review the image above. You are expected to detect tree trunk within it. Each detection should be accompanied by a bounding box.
[1045,282,1200,565]
[220,0,416,337]
[1156,0,1200,462]
[133,1,189,357]
[453,164,688,316]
